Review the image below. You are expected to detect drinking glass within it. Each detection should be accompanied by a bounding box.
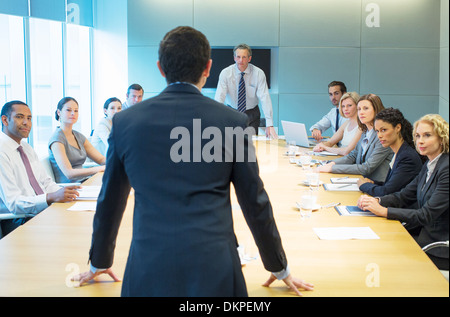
[299,190,317,219]
[306,171,321,191]
[299,154,312,169]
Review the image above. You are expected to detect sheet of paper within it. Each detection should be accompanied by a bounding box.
[67,201,97,211]
[76,186,101,200]
[330,177,359,184]
[313,227,380,240]
[323,183,360,191]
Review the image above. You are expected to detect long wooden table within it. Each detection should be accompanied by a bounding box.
[0,140,448,297]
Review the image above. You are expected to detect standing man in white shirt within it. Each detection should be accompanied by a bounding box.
[122,84,144,110]
[215,44,277,139]
[310,81,348,141]
[0,101,80,237]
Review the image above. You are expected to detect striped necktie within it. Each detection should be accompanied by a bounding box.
[335,108,340,132]
[237,72,246,112]
[17,145,44,195]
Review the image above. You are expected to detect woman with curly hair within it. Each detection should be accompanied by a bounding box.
[358,114,449,270]
[357,107,424,196]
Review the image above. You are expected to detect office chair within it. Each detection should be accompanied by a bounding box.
[40,156,55,182]
[422,241,449,281]
[0,214,27,239]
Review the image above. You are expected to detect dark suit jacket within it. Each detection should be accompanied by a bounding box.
[359,142,423,196]
[380,153,449,259]
[88,83,287,297]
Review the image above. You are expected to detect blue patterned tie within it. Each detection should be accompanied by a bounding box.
[335,107,340,132]
[237,72,246,112]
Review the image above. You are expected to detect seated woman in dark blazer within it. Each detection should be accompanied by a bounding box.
[357,108,423,196]
[358,114,449,270]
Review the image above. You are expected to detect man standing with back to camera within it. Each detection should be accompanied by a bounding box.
[74,26,313,297]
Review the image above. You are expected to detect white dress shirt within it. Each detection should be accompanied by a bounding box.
[215,63,274,127]
[91,117,112,157]
[0,132,60,216]
[121,101,131,110]
[426,153,442,183]
[310,107,348,134]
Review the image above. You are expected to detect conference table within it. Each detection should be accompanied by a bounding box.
[0,139,448,297]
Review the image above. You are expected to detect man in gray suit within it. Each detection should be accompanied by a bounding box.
[74,26,313,296]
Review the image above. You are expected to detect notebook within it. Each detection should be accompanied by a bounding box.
[281,120,316,148]
[335,205,376,217]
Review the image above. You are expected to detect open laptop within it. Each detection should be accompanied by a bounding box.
[281,120,316,148]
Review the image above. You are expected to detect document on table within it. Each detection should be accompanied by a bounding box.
[323,183,360,191]
[76,186,101,200]
[335,206,376,217]
[312,151,338,156]
[313,227,380,240]
[330,177,359,184]
[67,201,97,211]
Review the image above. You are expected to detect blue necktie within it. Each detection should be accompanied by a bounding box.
[237,72,246,112]
[335,108,340,132]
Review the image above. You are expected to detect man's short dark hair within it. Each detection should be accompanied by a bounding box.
[1,100,28,119]
[1,100,28,128]
[158,26,211,84]
[328,81,347,94]
[127,84,143,95]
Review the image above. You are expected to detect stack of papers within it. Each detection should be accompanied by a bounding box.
[330,177,359,184]
[76,186,101,200]
[313,227,380,240]
[66,186,101,212]
[323,183,360,191]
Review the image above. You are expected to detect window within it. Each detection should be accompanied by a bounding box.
[0,13,93,158]
[0,13,26,107]
[65,23,92,136]
[28,18,64,157]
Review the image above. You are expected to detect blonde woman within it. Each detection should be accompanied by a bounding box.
[358,114,449,270]
[317,94,393,183]
[313,92,362,156]
[49,97,106,183]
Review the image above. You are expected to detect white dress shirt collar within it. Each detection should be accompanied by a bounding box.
[426,152,443,182]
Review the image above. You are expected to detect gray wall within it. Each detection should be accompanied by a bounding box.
[127,0,446,135]
[439,0,449,120]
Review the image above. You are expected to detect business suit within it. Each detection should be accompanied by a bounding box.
[380,153,449,262]
[88,83,287,296]
[359,142,423,196]
[332,129,394,183]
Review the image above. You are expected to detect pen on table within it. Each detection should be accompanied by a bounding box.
[336,184,352,188]
[321,202,340,209]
